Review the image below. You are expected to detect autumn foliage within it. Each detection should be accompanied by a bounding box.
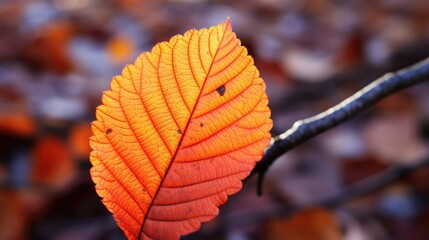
[89,19,272,239]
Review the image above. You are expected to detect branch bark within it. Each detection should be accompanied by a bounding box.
[249,56,429,195]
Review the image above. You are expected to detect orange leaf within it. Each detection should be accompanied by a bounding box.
[0,112,35,137]
[107,35,136,63]
[89,19,272,239]
[31,135,76,189]
[265,208,342,240]
[69,122,93,159]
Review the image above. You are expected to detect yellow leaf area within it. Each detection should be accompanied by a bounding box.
[89,19,272,239]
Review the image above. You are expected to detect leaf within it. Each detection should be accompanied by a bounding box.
[69,122,93,159]
[0,191,27,240]
[264,208,342,240]
[0,112,35,137]
[31,135,76,190]
[107,35,136,64]
[89,19,272,239]
[25,21,73,74]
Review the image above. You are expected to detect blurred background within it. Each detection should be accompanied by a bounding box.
[1,0,429,239]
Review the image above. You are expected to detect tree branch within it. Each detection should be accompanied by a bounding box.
[249,56,429,195]
[318,155,429,208]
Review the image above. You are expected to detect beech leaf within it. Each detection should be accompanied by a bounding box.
[89,19,272,239]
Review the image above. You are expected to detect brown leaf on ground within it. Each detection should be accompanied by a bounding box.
[30,135,76,190]
[362,112,428,165]
[0,190,27,240]
[0,112,35,137]
[69,122,92,159]
[341,157,388,185]
[24,21,74,74]
[264,208,342,240]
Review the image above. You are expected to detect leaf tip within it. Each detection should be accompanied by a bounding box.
[224,17,231,29]
[225,17,231,24]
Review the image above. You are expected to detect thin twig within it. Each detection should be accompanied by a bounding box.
[318,156,429,208]
[249,56,429,195]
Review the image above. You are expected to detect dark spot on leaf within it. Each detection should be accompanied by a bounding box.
[177,130,182,134]
[106,129,112,134]
[200,123,204,127]
[192,162,201,170]
[216,85,226,96]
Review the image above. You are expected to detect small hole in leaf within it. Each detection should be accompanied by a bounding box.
[216,85,226,96]
[106,129,112,134]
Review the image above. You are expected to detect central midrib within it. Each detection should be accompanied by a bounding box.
[138,21,230,239]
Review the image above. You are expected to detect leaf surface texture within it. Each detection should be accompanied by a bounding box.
[90,19,272,239]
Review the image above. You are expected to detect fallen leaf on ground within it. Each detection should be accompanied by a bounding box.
[31,135,77,189]
[264,208,343,240]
